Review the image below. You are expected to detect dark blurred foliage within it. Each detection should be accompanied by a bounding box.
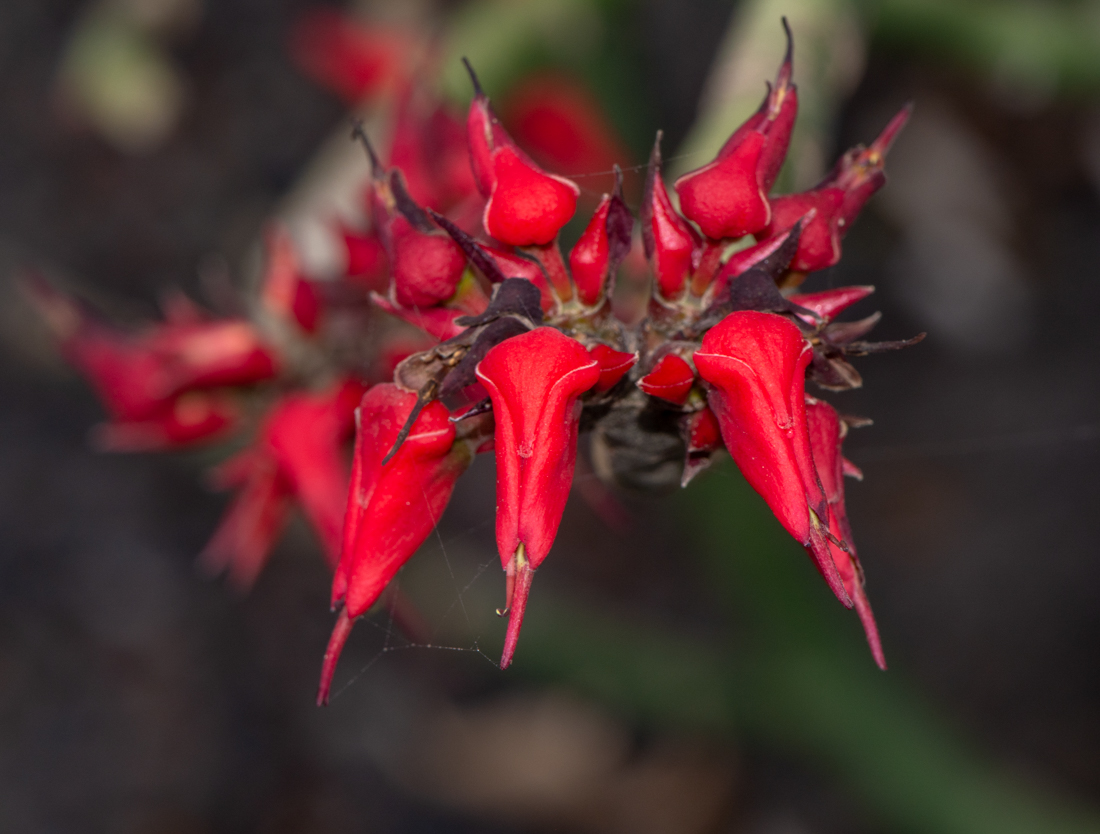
[1,1,1100,832]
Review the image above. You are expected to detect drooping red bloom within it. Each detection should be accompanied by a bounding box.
[675,21,797,241]
[289,9,412,104]
[762,105,911,273]
[475,327,600,667]
[320,383,470,704]
[27,277,276,449]
[201,379,363,588]
[465,64,580,247]
[805,398,886,669]
[694,310,851,607]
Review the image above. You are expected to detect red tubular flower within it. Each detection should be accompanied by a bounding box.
[475,327,600,668]
[694,310,851,607]
[201,380,363,588]
[642,134,701,301]
[674,21,797,241]
[763,105,911,273]
[93,391,239,452]
[805,398,886,669]
[638,353,696,405]
[320,384,469,704]
[464,62,580,247]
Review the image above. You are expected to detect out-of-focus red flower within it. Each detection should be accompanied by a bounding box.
[260,227,324,333]
[475,327,600,667]
[762,105,911,274]
[289,8,413,104]
[465,64,580,247]
[27,276,276,448]
[675,21,797,241]
[694,310,852,607]
[805,397,885,669]
[319,383,470,704]
[500,73,632,196]
[201,379,364,588]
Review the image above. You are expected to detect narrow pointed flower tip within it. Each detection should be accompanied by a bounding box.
[642,133,701,300]
[638,353,696,405]
[833,103,912,228]
[587,344,636,393]
[674,21,798,240]
[389,92,478,212]
[475,327,599,666]
[93,391,239,452]
[788,286,875,324]
[289,8,411,104]
[805,398,885,669]
[694,311,852,608]
[331,384,463,617]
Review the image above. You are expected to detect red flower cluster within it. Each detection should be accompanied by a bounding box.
[34,15,919,705]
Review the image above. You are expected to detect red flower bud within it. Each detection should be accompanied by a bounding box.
[675,22,797,240]
[694,311,851,607]
[637,353,695,405]
[464,62,580,247]
[568,171,633,308]
[642,134,701,301]
[805,398,885,669]
[587,344,636,393]
[475,327,600,667]
[388,214,468,309]
[764,105,910,272]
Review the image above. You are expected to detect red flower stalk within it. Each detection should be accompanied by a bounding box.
[201,380,363,588]
[675,20,797,241]
[805,398,885,669]
[694,310,851,607]
[763,104,911,273]
[320,383,470,704]
[464,61,580,247]
[475,327,600,667]
[642,133,702,301]
[637,353,696,405]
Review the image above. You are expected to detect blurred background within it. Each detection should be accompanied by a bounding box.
[1,0,1100,831]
